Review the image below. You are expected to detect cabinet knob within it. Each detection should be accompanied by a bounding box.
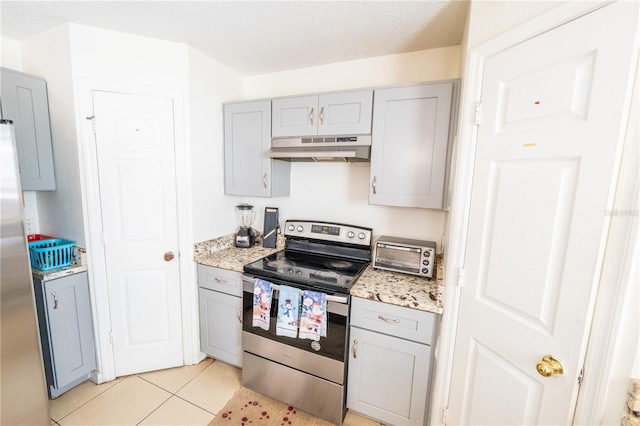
[52,292,59,309]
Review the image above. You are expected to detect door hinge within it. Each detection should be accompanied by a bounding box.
[109,330,114,344]
[578,367,584,385]
[474,101,481,125]
[86,115,96,133]
[457,267,465,287]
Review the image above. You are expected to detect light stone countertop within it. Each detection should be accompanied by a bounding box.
[194,235,444,314]
[193,234,285,273]
[350,254,444,314]
[32,246,88,282]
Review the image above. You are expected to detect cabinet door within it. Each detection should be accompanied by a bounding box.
[272,95,318,137]
[347,326,431,425]
[370,83,453,209]
[224,100,290,197]
[0,68,56,191]
[199,288,242,367]
[318,90,372,136]
[44,272,96,389]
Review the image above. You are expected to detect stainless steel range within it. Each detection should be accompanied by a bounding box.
[242,220,372,425]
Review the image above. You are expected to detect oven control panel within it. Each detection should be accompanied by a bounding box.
[285,220,372,247]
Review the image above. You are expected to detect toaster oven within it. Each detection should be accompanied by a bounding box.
[373,236,436,278]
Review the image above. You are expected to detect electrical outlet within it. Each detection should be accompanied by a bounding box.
[25,218,35,235]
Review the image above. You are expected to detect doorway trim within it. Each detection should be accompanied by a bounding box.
[75,79,199,383]
[432,1,638,424]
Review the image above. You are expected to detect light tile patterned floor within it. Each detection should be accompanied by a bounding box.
[49,358,382,426]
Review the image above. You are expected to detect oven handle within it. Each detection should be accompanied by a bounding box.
[242,275,349,304]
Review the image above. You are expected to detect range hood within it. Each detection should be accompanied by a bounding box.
[269,135,371,162]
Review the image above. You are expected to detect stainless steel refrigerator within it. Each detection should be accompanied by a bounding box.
[0,119,50,424]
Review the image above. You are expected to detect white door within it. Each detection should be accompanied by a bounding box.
[448,3,637,425]
[92,91,183,376]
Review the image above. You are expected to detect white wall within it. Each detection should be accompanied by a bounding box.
[239,47,462,245]
[20,27,82,245]
[188,46,245,242]
[245,46,461,98]
[467,1,564,47]
[1,36,22,69]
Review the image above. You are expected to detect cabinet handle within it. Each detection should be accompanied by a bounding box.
[310,107,315,125]
[262,173,268,188]
[372,176,377,194]
[214,277,228,284]
[238,308,243,324]
[378,314,400,324]
[352,339,358,359]
[320,106,325,125]
[52,292,59,309]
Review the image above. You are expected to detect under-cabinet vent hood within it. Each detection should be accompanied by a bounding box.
[269,135,371,162]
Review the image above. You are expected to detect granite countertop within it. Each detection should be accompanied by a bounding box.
[194,235,444,314]
[350,254,444,314]
[32,246,88,282]
[193,234,285,273]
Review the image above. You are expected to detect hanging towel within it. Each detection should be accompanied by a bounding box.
[252,278,272,331]
[298,290,327,341]
[276,285,300,338]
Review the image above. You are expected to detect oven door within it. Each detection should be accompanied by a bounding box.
[241,275,348,382]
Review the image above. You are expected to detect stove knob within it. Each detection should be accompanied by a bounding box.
[297,225,304,232]
[422,268,429,274]
[296,271,302,276]
[347,231,355,238]
[288,269,294,274]
[422,259,430,266]
[358,232,366,240]
[288,224,295,231]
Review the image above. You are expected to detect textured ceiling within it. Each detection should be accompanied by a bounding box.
[0,1,469,76]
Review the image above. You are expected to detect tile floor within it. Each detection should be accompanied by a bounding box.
[49,358,382,426]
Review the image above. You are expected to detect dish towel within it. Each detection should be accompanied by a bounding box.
[298,290,327,341]
[276,285,300,338]
[252,278,272,331]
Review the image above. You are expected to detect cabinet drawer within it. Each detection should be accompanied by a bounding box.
[350,297,437,345]
[197,264,243,296]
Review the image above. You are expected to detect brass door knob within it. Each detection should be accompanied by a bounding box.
[536,355,564,377]
[164,251,175,262]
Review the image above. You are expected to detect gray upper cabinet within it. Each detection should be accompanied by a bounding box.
[224,100,290,197]
[369,82,456,209]
[272,90,373,137]
[0,68,56,191]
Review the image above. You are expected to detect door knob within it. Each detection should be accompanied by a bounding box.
[536,355,564,377]
[164,251,175,262]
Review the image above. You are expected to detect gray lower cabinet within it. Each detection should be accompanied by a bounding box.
[32,271,96,398]
[224,100,290,197]
[369,81,458,209]
[347,297,438,425]
[197,265,243,367]
[0,67,56,191]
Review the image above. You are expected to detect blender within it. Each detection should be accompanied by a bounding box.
[235,203,257,248]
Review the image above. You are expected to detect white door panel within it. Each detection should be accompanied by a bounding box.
[449,2,638,424]
[92,91,182,376]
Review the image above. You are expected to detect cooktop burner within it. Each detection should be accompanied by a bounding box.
[244,249,369,294]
